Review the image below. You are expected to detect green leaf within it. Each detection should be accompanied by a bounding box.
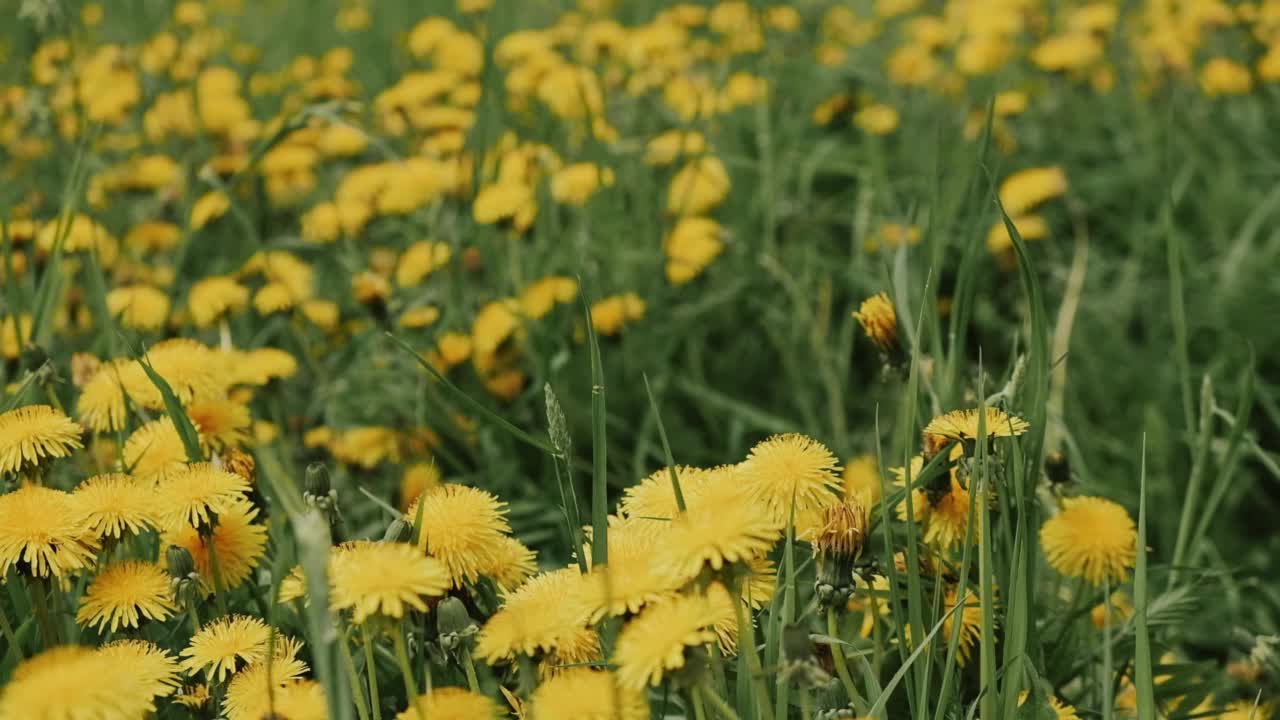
[134,344,204,462]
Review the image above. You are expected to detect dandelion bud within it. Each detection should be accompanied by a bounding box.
[813,501,867,608]
[853,292,900,360]
[383,517,412,543]
[436,596,478,652]
[166,544,196,580]
[304,462,331,496]
[222,448,256,484]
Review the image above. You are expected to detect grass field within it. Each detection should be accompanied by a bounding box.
[0,0,1278,718]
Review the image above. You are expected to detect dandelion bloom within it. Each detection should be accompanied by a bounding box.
[409,484,512,587]
[72,473,160,539]
[1017,690,1082,720]
[77,560,177,632]
[0,644,177,719]
[664,216,725,285]
[667,155,731,216]
[187,275,250,328]
[222,637,310,720]
[923,407,1029,447]
[853,293,899,355]
[330,541,451,623]
[124,417,197,482]
[230,679,327,720]
[738,433,843,521]
[613,592,721,689]
[586,517,682,618]
[97,640,182,702]
[620,465,722,519]
[529,667,650,720]
[1041,496,1136,585]
[397,687,504,720]
[0,404,84,475]
[0,485,97,578]
[925,478,980,550]
[105,284,171,331]
[476,567,598,663]
[998,166,1068,216]
[154,461,251,530]
[662,479,782,584]
[842,454,883,505]
[163,497,268,592]
[181,615,273,682]
[942,586,987,666]
[482,535,539,591]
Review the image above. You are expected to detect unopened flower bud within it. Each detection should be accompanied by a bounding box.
[383,518,413,543]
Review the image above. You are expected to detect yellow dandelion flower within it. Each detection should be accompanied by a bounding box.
[230,347,299,385]
[71,473,160,539]
[590,293,646,336]
[331,542,450,623]
[942,585,986,666]
[400,305,442,329]
[1041,496,1136,585]
[924,478,978,550]
[163,497,268,591]
[482,535,538,591]
[923,407,1029,447]
[1,313,33,360]
[0,645,172,720]
[77,560,176,632]
[662,479,782,584]
[476,567,597,662]
[181,615,272,682]
[233,679,328,720]
[188,275,250,327]
[123,416,197,482]
[409,484,512,587]
[97,640,182,701]
[664,216,725,285]
[154,461,250,530]
[842,454,882,505]
[518,275,578,319]
[738,433,842,521]
[668,155,730,216]
[613,592,721,689]
[1018,690,1082,720]
[853,292,899,355]
[999,166,1067,216]
[397,687,504,720]
[400,461,443,511]
[106,284,171,331]
[331,426,402,468]
[186,396,252,448]
[223,636,309,720]
[174,682,211,709]
[0,404,84,475]
[529,667,649,720]
[586,516,681,618]
[0,485,97,578]
[1091,591,1134,630]
[620,465,725,519]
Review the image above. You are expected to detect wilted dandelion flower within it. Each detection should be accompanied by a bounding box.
[613,592,721,689]
[1041,496,1136,584]
[739,433,842,520]
[77,560,177,632]
[529,667,650,720]
[397,687,504,720]
[0,485,97,578]
[0,644,175,720]
[853,292,899,356]
[154,461,250,530]
[330,541,451,623]
[163,497,267,591]
[72,473,160,539]
[0,404,84,475]
[181,615,272,682]
[409,484,512,587]
[223,636,309,720]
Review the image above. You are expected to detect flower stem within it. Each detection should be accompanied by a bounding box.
[690,686,708,720]
[339,632,372,720]
[362,624,382,720]
[28,576,58,646]
[827,606,863,708]
[0,601,23,660]
[393,625,424,718]
[461,646,481,693]
[700,680,743,720]
[205,535,229,616]
[732,578,772,719]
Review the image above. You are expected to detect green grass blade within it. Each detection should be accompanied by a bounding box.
[642,373,686,513]
[582,294,608,567]
[1134,435,1156,720]
[134,345,204,462]
[386,332,559,455]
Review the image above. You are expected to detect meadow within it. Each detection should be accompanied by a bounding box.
[0,0,1277,718]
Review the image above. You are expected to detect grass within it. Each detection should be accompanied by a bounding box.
[0,0,1278,718]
